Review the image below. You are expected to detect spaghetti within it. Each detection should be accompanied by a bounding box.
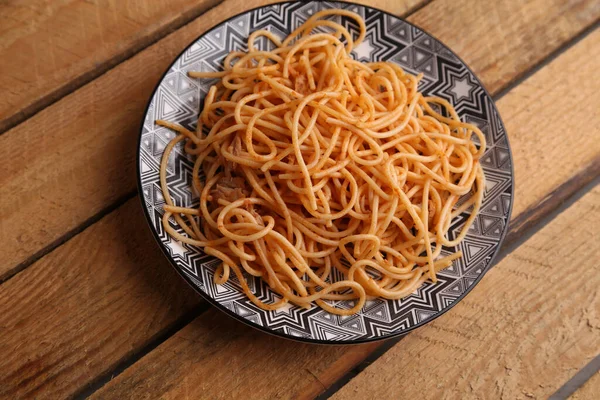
[157,9,485,316]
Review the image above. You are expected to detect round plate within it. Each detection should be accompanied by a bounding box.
[137,0,514,344]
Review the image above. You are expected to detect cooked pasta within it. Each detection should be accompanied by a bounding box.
[157,9,485,316]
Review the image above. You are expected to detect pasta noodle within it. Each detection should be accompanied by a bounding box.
[157,9,485,316]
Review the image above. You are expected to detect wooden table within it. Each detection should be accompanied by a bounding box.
[1,0,599,398]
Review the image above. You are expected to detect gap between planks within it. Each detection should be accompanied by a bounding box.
[72,303,213,400]
[567,368,600,399]
[0,0,431,138]
[550,353,600,399]
[87,181,600,399]
[327,186,600,400]
[1,0,596,283]
[491,18,599,101]
[0,192,135,285]
[4,15,597,286]
[0,1,430,398]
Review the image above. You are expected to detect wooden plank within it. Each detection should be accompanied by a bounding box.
[0,199,201,399]
[498,27,600,218]
[409,0,600,94]
[299,27,600,398]
[0,0,426,282]
[87,28,600,400]
[570,372,600,399]
[0,0,597,397]
[329,188,600,400]
[0,0,224,134]
[96,307,383,400]
[0,0,426,135]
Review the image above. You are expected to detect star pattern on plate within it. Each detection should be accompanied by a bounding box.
[166,239,187,258]
[449,75,475,100]
[352,35,376,61]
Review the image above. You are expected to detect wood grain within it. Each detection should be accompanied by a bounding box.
[0,199,201,399]
[1,0,597,283]
[1,0,598,397]
[92,308,384,400]
[496,28,600,218]
[408,0,600,94]
[87,29,600,400]
[0,0,223,133]
[0,0,425,282]
[330,188,600,400]
[570,372,600,399]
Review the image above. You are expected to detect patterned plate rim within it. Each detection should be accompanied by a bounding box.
[136,0,515,344]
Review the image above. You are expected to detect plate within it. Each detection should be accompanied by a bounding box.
[137,0,514,343]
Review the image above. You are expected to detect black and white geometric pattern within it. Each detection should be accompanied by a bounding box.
[137,1,513,343]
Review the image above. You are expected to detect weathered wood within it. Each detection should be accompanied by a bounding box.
[1,0,598,397]
[93,308,383,400]
[330,186,600,400]
[498,28,600,217]
[0,199,201,399]
[0,0,426,282]
[0,0,223,133]
[302,26,600,399]
[408,0,600,94]
[0,1,597,398]
[87,27,600,400]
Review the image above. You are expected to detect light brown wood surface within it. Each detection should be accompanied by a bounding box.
[0,199,201,399]
[0,0,222,133]
[93,308,383,400]
[88,27,600,400]
[331,186,600,400]
[1,0,598,398]
[571,372,600,399]
[0,0,424,282]
[301,26,600,399]
[409,0,600,95]
[1,0,597,284]
[493,27,600,218]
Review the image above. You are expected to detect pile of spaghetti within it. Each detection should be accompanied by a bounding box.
[158,9,485,316]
